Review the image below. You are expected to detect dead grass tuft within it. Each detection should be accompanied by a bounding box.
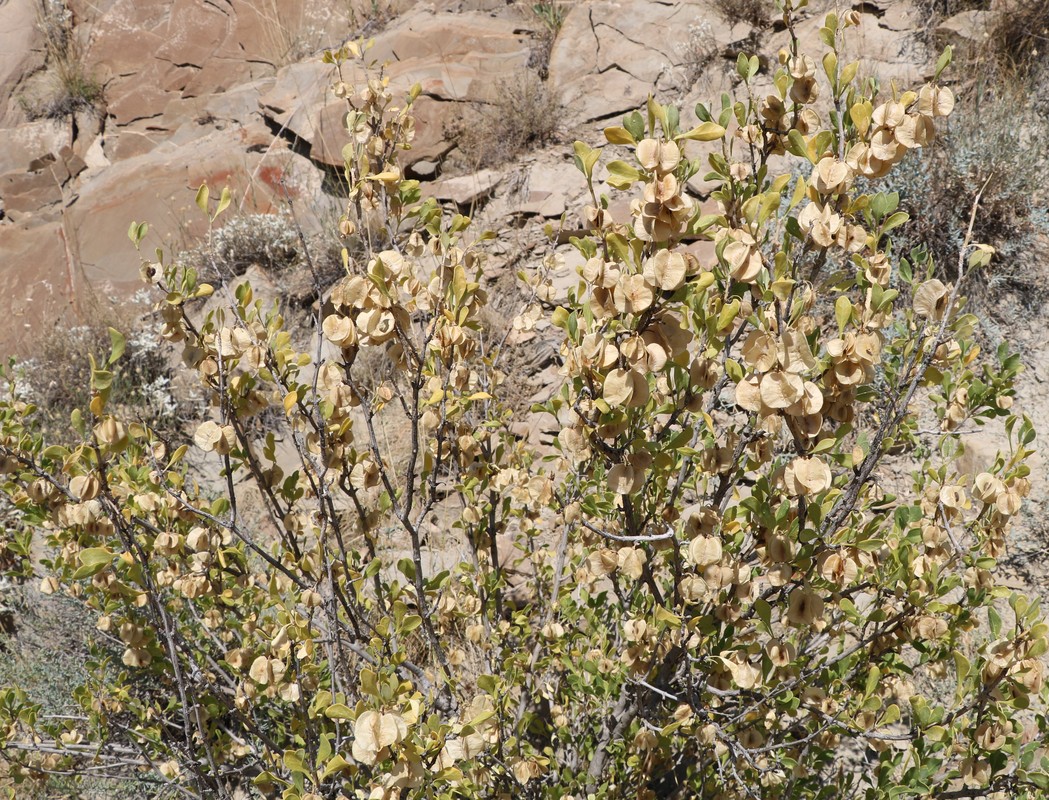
[450,72,561,171]
[712,0,770,30]
[21,0,103,121]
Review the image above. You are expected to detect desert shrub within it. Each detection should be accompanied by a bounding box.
[188,211,348,306]
[13,302,199,443]
[196,213,302,278]
[0,11,1046,800]
[882,79,1049,312]
[451,71,561,170]
[677,21,722,90]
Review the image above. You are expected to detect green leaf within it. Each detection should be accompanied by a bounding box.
[870,192,899,219]
[91,368,113,392]
[605,160,641,189]
[899,257,913,284]
[107,327,126,365]
[321,754,351,780]
[127,221,148,247]
[573,141,601,180]
[215,186,232,219]
[73,547,114,579]
[988,606,1001,638]
[785,129,808,159]
[754,598,772,632]
[603,126,635,145]
[623,110,645,142]
[324,703,354,720]
[736,52,750,80]
[283,749,306,775]
[834,296,851,333]
[935,45,953,80]
[676,122,726,142]
[882,703,900,726]
[882,211,909,233]
[865,665,880,698]
[195,183,210,215]
[725,358,743,384]
[716,299,740,332]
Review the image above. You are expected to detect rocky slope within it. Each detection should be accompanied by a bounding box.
[0,0,954,349]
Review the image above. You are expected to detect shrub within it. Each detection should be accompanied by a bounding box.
[677,21,722,90]
[13,300,200,444]
[188,211,349,307]
[882,79,1049,314]
[450,71,561,170]
[197,212,303,278]
[0,11,1046,800]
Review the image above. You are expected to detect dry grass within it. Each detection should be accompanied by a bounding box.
[712,0,770,30]
[985,0,1049,77]
[917,0,1048,79]
[21,0,103,120]
[449,71,561,171]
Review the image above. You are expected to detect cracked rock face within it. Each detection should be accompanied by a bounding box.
[547,0,750,124]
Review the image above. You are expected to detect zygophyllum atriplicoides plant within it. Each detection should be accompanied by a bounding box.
[0,3,1045,799]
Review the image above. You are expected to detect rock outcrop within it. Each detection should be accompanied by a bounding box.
[0,0,933,352]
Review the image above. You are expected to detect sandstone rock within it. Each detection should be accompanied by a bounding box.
[87,0,347,132]
[0,169,65,215]
[0,0,46,126]
[258,60,331,145]
[549,1,749,124]
[82,135,110,171]
[424,168,501,208]
[260,9,530,169]
[508,157,585,219]
[66,126,324,293]
[104,130,162,162]
[0,120,72,176]
[934,10,996,64]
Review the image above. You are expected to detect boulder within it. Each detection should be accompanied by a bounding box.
[0,0,46,126]
[424,168,501,208]
[65,125,325,292]
[548,1,750,124]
